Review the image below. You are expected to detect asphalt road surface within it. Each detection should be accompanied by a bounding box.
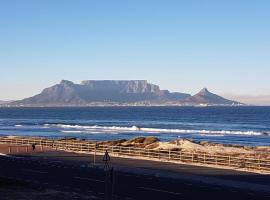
[0,154,270,200]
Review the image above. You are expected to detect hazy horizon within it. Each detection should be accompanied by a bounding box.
[1,1,269,104]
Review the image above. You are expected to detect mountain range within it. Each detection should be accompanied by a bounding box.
[9,80,242,106]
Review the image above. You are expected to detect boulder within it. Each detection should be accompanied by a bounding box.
[122,137,159,148]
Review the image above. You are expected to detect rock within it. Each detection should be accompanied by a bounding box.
[122,137,159,148]
[98,139,127,146]
[143,137,159,145]
[58,137,77,141]
[145,143,160,149]
[199,141,209,146]
[170,148,182,151]
[128,137,145,144]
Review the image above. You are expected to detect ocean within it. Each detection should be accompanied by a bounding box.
[0,107,269,146]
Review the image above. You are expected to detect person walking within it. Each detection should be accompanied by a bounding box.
[32,143,36,152]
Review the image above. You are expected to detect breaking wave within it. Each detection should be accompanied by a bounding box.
[45,124,269,136]
[61,130,84,133]
[15,125,23,127]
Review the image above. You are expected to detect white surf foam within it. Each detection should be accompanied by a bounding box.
[45,123,268,136]
[56,124,139,131]
[140,128,265,136]
[61,130,84,133]
[198,134,225,137]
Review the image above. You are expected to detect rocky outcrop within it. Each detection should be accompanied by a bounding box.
[96,136,269,158]
[88,136,269,158]
[121,136,160,148]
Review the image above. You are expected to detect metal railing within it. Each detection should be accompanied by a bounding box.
[0,137,269,173]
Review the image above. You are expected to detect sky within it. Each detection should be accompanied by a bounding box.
[0,0,270,104]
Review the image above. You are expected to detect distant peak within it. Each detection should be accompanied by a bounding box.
[199,88,210,93]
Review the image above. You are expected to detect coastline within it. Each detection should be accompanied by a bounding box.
[1,135,269,174]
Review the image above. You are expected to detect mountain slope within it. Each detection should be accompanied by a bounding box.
[182,88,240,105]
[14,80,86,105]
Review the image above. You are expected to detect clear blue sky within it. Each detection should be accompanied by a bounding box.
[0,0,270,101]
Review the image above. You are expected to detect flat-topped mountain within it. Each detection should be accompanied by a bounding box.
[10,80,242,106]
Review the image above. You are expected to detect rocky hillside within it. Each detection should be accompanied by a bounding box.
[11,80,241,106]
[181,88,240,105]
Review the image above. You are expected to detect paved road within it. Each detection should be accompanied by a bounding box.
[0,154,270,200]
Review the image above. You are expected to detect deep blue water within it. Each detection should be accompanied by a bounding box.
[0,107,270,146]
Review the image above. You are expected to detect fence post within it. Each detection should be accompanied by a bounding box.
[228,156,231,166]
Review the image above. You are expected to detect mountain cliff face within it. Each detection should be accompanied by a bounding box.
[11,81,241,106]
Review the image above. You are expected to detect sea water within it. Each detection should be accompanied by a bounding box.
[0,106,269,146]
